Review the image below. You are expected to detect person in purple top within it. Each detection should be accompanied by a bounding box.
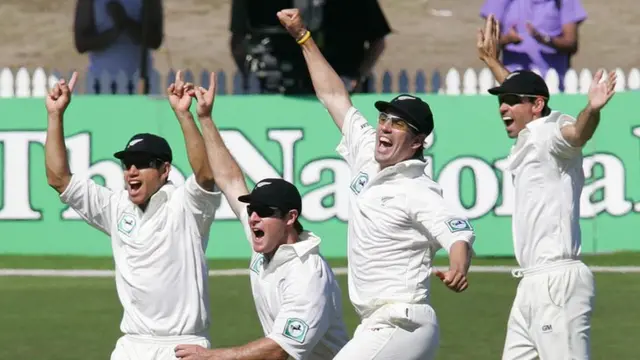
[480,0,587,90]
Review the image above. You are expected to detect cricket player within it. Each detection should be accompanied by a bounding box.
[44,71,222,359]
[477,15,617,360]
[173,73,349,360]
[277,9,477,359]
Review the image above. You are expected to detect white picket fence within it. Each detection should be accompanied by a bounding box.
[0,66,639,98]
[442,67,640,95]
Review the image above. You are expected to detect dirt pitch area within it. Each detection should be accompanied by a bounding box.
[0,0,638,80]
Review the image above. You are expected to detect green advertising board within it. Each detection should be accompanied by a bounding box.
[0,93,638,258]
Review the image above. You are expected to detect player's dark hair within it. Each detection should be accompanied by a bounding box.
[294,220,304,234]
[412,145,425,161]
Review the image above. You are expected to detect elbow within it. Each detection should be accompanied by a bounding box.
[570,42,579,54]
[318,88,350,107]
[46,172,70,194]
[371,37,386,55]
[74,35,91,53]
[148,28,164,49]
[570,136,588,148]
[148,37,163,50]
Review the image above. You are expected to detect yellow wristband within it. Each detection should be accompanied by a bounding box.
[296,31,311,45]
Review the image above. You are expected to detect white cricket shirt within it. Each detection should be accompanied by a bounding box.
[336,107,476,319]
[506,111,584,269]
[240,212,349,360]
[60,174,221,336]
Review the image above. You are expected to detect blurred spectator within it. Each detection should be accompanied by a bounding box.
[321,0,391,94]
[480,0,586,90]
[74,0,164,94]
[229,0,324,95]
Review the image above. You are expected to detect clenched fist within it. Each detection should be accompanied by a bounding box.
[277,9,308,41]
[45,72,78,116]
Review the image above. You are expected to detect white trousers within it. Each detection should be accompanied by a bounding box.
[333,303,439,360]
[502,260,595,360]
[110,333,210,360]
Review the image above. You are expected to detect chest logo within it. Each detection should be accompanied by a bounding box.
[350,172,369,195]
[250,255,265,274]
[117,213,137,236]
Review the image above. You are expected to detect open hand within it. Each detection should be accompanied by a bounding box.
[193,72,217,118]
[175,344,210,360]
[277,9,308,41]
[167,70,194,114]
[434,268,468,293]
[477,14,501,62]
[45,72,78,115]
[504,25,522,45]
[526,22,549,45]
[588,69,617,111]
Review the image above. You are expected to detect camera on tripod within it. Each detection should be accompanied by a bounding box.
[243,33,295,94]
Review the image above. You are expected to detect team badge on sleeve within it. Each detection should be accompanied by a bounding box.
[283,318,309,343]
[446,218,473,233]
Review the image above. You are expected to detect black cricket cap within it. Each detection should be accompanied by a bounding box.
[488,70,550,98]
[374,94,435,136]
[113,133,173,162]
[238,178,302,214]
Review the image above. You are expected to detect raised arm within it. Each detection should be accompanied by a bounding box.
[193,72,249,219]
[45,73,78,194]
[277,9,353,130]
[167,70,216,191]
[477,14,510,84]
[46,72,117,235]
[560,69,616,148]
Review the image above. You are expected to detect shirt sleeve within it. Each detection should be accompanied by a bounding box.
[549,113,582,159]
[560,0,587,25]
[59,174,118,236]
[266,258,332,360]
[335,106,376,170]
[411,183,476,253]
[181,175,222,236]
[479,0,507,21]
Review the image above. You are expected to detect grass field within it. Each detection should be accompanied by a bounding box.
[2,253,639,359]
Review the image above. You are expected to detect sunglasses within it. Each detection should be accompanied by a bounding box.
[121,157,165,170]
[378,112,419,132]
[246,204,283,218]
[498,94,545,106]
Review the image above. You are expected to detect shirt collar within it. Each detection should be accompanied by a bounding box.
[264,231,321,269]
[379,158,429,178]
[131,180,176,215]
[525,110,561,131]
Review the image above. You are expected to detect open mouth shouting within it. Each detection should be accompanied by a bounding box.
[128,180,142,196]
[378,135,393,153]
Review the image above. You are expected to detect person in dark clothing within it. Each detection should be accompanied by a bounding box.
[229,0,323,95]
[321,0,391,93]
[73,0,163,94]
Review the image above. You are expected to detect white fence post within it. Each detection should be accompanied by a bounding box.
[0,67,638,97]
